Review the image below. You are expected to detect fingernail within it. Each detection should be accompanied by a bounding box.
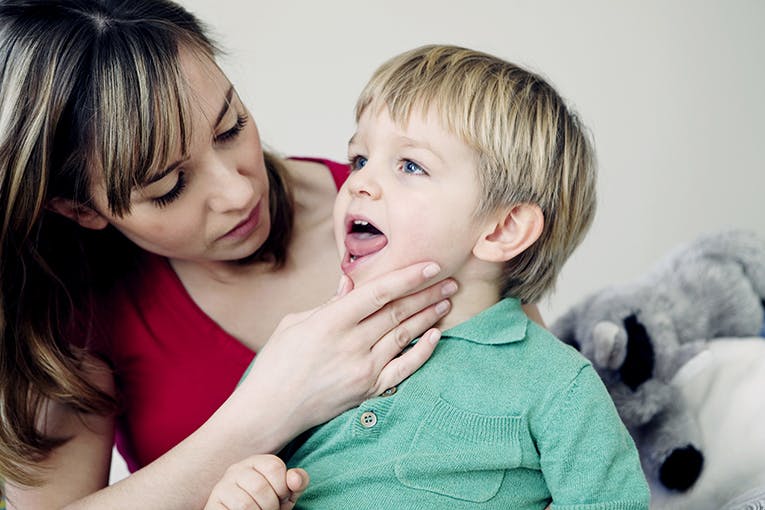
[435,299,450,315]
[441,281,458,297]
[336,275,348,295]
[427,329,442,345]
[422,263,441,278]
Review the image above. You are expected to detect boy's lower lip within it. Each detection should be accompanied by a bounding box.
[341,232,388,275]
[221,203,261,240]
[340,247,383,275]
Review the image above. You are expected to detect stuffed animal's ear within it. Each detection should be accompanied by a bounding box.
[592,321,627,369]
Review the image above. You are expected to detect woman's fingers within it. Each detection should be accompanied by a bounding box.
[329,261,444,323]
[357,277,456,351]
[240,262,457,435]
[373,328,443,394]
[332,274,354,299]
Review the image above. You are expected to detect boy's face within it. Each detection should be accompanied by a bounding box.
[334,105,487,286]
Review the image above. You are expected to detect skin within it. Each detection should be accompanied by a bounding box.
[204,455,309,510]
[4,49,459,509]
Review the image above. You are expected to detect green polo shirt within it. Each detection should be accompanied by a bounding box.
[286,298,649,509]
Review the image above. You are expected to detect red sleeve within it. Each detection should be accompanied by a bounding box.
[288,156,350,190]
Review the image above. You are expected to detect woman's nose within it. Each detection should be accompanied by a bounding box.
[207,158,255,213]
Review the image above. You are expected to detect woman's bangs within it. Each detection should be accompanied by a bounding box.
[94,31,199,216]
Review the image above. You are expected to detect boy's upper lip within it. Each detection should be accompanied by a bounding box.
[343,212,388,258]
[345,213,383,235]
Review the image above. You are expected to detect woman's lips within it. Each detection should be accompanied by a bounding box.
[220,202,261,240]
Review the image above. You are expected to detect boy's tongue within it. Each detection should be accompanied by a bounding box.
[345,231,388,258]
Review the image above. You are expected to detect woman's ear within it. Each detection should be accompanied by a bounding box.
[473,203,543,262]
[47,198,109,230]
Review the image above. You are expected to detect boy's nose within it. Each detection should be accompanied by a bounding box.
[347,165,382,199]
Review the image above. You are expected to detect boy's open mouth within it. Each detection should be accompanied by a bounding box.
[343,218,388,270]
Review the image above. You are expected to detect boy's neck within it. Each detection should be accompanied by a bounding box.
[435,278,503,331]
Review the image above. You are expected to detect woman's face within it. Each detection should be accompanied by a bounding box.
[87,49,271,264]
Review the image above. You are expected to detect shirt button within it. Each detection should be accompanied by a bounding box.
[381,386,397,397]
[360,411,378,428]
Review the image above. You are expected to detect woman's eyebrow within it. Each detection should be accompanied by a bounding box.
[213,85,235,128]
[147,85,235,185]
[146,157,189,185]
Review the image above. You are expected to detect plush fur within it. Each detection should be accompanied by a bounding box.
[551,229,765,493]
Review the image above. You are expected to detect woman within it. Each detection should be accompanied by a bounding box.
[0,1,539,508]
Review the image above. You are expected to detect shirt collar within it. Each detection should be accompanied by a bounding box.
[442,298,528,345]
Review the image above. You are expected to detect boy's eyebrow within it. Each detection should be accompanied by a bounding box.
[147,86,235,185]
[399,136,444,163]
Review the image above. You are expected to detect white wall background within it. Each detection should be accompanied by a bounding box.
[112,0,765,483]
[178,0,764,321]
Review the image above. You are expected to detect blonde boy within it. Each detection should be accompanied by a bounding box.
[209,45,649,509]
[291,45,648,509]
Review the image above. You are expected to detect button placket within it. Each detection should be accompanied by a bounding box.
[353,390,397,437]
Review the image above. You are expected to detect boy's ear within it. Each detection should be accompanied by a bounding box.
[47,198,109,230]
[473,203,544,262]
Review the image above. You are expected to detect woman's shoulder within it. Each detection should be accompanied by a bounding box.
[283,156,346,212]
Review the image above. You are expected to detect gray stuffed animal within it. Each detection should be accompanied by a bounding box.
[551,229,765,492]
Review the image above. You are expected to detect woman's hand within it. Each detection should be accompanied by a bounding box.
[237,261,457,447]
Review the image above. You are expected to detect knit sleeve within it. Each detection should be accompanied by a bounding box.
[537,364,650,510]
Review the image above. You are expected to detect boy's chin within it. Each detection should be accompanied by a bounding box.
[343,259,390,287]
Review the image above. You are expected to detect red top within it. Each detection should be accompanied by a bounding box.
[96,158,349,471]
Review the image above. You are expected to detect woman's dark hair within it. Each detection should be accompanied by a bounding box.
[0,0,293,486]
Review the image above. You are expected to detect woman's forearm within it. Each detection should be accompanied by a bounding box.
[63,389,282,510]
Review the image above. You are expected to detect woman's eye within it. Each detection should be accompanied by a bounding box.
[402,160,427,175]
[215,113,248,143]
[349,155,368,171]
[151,171,187,208]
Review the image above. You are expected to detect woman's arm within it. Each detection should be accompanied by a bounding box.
[4,359,115,509]
[6,261,454,510]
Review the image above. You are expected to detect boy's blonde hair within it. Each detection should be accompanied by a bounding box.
[356,44,597,303]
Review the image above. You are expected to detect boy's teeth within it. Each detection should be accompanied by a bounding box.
[354,220,368,226]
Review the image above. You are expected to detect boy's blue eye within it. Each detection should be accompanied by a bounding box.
[403,160,426,175]
[350,156,367,171]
